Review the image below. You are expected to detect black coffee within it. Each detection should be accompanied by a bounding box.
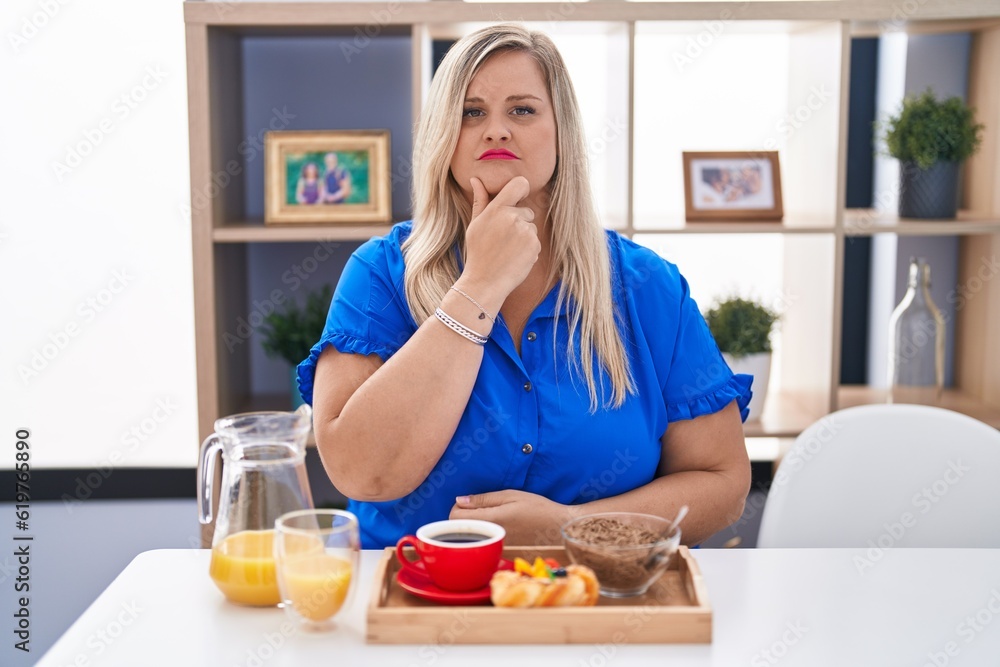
[432,532,490,543]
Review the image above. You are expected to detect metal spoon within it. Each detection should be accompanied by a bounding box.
[643,505,688,569]
[661,505,688,541]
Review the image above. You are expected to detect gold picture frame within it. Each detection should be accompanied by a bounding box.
[265,130,391,224]
[682,151,783,222]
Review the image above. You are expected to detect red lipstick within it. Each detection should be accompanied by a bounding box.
[479,149,518,160]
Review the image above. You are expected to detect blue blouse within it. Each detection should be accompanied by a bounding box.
[297,221,752,548]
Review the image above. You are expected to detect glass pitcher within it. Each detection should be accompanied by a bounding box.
[198,404,315,606]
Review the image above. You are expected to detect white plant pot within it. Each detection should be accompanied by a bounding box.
[722,352,771,422]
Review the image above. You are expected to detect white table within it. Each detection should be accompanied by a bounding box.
[39,548,1000,667]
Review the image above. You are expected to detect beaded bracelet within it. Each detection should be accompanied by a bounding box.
[434,308,488,346]
[449,286,496,324]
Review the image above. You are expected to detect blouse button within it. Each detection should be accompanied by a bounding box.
[523,381,532,392]
[526,332,537,341]
[521,443,533,454]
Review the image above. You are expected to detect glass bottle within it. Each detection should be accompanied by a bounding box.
[887,257,945,405]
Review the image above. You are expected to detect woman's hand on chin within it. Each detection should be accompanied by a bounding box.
[460,176,539,301]
[450,489,571,546]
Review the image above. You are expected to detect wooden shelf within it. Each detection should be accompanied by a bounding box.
[837,386,1000,429]
[244,391,802,457]
[245,389,819,449]
[745,437,796,463]
[213,211,1000,242]
[844,209,1000,236]
[214,221,394,243]
[742,390,829,438]
[184,1,1000,27]
[632,222,834,235]
[249,390,831,439]
[632,212,836,234]
[851,16,1000,38]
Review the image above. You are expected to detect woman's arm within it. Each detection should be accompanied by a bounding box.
[451,401,750,545]
[582,401,750,544]
[312,281,498,503]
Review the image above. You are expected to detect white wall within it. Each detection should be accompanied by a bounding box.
[1,0,197,468]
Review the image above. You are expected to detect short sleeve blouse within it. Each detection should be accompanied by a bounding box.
[297,221,752,548]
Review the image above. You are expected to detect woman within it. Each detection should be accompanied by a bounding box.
[295,162,323,205]
[298,24,752,549]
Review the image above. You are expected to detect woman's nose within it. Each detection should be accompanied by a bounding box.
[483,116,511,142]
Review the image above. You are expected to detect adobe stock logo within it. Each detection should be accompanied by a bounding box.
[750,620,809,666]
[922,588,1000,667]
[8,0,72,53]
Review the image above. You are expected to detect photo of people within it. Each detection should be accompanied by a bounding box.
[265,130,391,224]
[286,150,367,207]
[682,152,783,221]
[691,160,773,210]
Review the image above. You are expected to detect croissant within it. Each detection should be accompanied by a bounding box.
[490,564,600,607]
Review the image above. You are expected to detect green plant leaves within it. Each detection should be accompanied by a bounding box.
[878,89,984,170]
[259,284,334,366]
[704,297,779,358]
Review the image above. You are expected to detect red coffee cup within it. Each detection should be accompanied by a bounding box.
[395,519,505,592]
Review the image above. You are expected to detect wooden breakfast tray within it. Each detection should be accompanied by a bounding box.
[366,545,711,644]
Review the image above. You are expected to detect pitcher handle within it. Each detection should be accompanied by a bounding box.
[198,433,223,524]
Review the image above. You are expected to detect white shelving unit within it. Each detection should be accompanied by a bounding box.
[183,0,1000,449]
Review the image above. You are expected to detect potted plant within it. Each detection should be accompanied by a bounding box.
[260,284,334,409]
[704,297,779,422]
[879,88,984,219]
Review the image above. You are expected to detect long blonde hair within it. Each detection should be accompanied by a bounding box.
[403,23,634,411]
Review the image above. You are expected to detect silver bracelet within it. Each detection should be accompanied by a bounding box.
[434,308,488,346]
[449,286,496,323]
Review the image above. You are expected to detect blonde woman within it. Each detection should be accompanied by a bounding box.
[298,24,752,548]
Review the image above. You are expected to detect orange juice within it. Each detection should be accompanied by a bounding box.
[209,530,281,606]
[281,554,353,621]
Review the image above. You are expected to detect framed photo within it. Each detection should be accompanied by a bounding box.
[265,130,391,224]
[682,151,783,222]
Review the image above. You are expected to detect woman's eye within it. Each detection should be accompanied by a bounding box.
[512,106,535,116]
[462,108,484,118]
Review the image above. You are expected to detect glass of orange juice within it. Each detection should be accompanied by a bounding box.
[274,509,360,631]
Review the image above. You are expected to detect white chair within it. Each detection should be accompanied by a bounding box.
[757,404,1000,548]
